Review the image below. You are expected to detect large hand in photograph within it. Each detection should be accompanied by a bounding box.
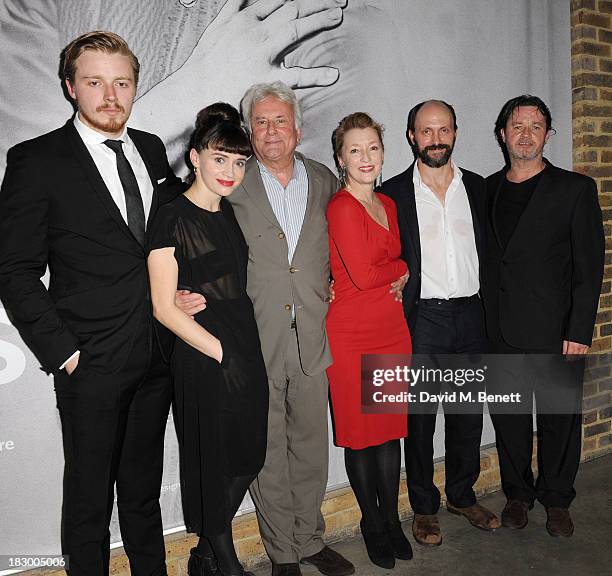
[204,0,346,88]
[134,0,347,170]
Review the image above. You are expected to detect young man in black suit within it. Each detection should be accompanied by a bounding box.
[483,95,604,537]
[381,100,500,546]
[0,32,196,574]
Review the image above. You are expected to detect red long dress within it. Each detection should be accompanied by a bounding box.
[326,189,411,449]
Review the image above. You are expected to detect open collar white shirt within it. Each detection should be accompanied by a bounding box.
[414,160,479,300]
[73,114,154,225]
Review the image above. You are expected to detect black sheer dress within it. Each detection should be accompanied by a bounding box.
[147,194,268,536]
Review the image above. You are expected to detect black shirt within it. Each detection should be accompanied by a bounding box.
[496,169,545,249]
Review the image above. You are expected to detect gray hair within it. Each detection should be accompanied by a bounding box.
[240,81,303,133]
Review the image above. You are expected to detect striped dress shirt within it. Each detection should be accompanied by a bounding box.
[258,157,309,264]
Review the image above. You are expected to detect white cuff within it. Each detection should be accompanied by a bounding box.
[59,350,80,371]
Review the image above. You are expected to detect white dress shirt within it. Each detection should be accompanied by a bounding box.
[73,114,154,224]
[414,161,479,300]
[61,115,154,370]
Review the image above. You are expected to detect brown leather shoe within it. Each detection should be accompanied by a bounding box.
[300,546,355,576]
[412,513,442,546]
[546,507,574,537]
[271,563,302,576]
[501,500,533,529]
[446,502,501,531]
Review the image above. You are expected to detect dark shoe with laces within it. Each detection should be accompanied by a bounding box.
[301,546,355,576]
[501,500,533,529]
[271,563,302,576]
[188,548,219,576]
[384,521,413,560]
[360,521,395,569]
[546,507,574,537]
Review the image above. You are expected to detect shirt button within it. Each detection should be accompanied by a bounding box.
[278,232,285,240]
[284,304,292,311]
[290,267,298,274]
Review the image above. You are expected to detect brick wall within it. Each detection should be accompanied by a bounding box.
[571,0,612,458]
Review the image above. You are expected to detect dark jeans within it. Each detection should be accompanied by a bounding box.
[489,339,584,508]
[405,295,487,515]
[55,322,171,576]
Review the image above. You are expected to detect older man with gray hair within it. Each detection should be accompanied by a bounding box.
[226,82,352,576]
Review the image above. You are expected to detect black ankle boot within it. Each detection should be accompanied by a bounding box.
[360,520,395,569]
[384,520,413,560]
[218,569,254,576]
[188,548,219,576]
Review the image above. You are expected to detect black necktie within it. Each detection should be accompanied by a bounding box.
[104,139,146,245]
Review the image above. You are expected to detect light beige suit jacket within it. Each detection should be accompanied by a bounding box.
[228,153,337,380]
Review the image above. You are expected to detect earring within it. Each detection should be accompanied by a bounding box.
[194,166,199,173]
[338,165,347,184]
[376,169,383,189]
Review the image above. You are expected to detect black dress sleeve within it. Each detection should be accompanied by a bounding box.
[147,202,180,254]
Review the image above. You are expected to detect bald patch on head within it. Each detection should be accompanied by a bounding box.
[415,100,455,127]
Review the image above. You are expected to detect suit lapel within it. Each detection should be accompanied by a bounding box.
[490,172,504,249]
[65,121,139,250]
[294,153,319,256]
[397,165,422,267]
[239,157,282,228]
[463,173,483,261]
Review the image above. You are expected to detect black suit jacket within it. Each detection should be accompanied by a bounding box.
[381,162,486,331]
[0,120,183,373]
[482,160,604,350]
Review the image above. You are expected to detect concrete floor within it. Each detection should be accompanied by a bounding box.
[253,454,612,576]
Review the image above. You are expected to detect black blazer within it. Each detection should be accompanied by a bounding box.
[482,160,604,350]
[0,120,183,373]
[381,162,486,331]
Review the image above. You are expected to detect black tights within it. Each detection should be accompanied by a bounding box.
[344,440,401,532]
[196,474,254,575]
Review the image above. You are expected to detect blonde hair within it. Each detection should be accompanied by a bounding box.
[62,31,140,85]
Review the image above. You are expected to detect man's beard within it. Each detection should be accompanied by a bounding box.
[417,141,454,168]
[508,141,545,162]
[80,105,128,135]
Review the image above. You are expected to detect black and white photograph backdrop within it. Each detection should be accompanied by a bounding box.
[0,0,571,565]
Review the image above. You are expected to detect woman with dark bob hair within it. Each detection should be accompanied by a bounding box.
[326,112,412,569]
[147,103,268,576]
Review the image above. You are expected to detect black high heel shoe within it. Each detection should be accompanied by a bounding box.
[384,520,413,560]
[188,548,219,576]
[360,520,395,569]
[218,569,255,576]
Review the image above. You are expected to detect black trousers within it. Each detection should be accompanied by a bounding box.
[55,321,172,576]
[406,296,487,515]
[489,339,583,508]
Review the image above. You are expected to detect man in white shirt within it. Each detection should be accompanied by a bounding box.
[381,100,500,546]
[0,32,188,575]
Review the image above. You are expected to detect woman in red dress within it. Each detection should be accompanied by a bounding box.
[326,113,412,568]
